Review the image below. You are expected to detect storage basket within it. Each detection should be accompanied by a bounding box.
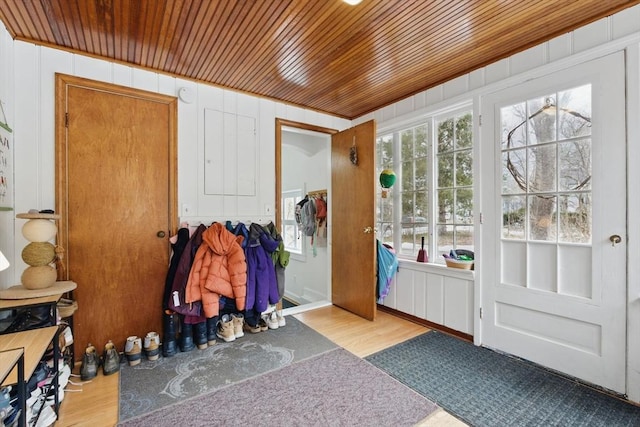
[445,258,474,270]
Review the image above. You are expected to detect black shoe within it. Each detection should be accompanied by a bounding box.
[102,341,120,376]
[194,321,208,349]
[80,344,99,380]
[206,316,218,345]
[163,310,178,357]
[180,322,195,352]
[3,306,52,333]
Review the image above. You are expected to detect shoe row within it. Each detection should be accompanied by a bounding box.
[80,340,121,380]
[124,331,161,366]
[243,309,286,334]
[216,313,245,342]
[1,354,72,427]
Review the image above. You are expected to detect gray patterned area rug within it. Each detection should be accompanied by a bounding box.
[119,316,338,422]
[366,331,640,427]
[118,347,439,427]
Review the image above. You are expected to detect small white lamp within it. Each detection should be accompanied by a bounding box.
[0,250,9,272]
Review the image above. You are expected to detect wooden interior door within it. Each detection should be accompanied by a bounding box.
[331,120,377,320]
[55,74,177,358]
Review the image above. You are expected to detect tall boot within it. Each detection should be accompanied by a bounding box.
[163,310,178,357]
[206,316,218,346]
[194,321,208,350]
[180,319,195,352]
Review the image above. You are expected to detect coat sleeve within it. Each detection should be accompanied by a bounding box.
[229,241,247,310]
[185,244,208,304]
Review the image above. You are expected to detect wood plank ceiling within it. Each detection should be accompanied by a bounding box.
[0,0,638,119]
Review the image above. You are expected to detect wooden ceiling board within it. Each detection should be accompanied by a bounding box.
[0,0,639,119]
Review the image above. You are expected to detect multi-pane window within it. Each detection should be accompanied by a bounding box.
[501,85,592,244]
[376,107,473,263]
[435,113,473,258]
[282,190,303,254]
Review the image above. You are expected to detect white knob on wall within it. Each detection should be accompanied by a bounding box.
[178,87,194,104]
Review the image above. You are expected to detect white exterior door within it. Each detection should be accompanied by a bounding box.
[479,52,627,393]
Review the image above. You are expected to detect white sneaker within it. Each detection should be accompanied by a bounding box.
[35,403,57,427]
[276,310,286,327]
[26,388,42,407]
[267,311,279,330]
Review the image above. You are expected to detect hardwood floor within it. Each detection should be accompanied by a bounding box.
[55,305,465,426]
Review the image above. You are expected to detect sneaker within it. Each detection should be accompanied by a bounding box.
[58,363,71,389]
[243,321,261,334]
[124,336,142,366]
[80,343,99,380]
[267,311,279,330]
[276,310,286,327]
[35,403,57,427]
[143,332,161,360]
[231,313,244,338]
[259,316,269,332]
[102,341,120,375]
[58,325,73,351]
[216,314,235,342]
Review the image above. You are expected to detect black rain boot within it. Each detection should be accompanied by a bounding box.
[180,319,195,352]
[206,316,218,346]
[194,321,208,350]
[162,310,178,357]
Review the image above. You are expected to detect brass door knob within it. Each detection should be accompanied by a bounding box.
[157,231,166,238]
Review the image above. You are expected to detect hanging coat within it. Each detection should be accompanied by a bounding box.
[245,223,280,313]
[185,223,247,318]
[263,222,289,300]
[163,227,190,310]
[377,240,398,303]
[168,224,207,323]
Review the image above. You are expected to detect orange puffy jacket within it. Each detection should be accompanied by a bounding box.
[185,222,247,318]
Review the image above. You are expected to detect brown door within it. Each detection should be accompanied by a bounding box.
[331,120,376,320]
[55,74,177,357]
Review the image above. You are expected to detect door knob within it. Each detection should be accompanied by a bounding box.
[363,226,373,234]
[157,231,166,238]
[609,234,621,246]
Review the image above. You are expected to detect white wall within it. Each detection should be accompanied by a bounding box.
[0,21,350,287]
[360,4,640,403]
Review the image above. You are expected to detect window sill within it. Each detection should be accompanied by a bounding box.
[397,258,475,280]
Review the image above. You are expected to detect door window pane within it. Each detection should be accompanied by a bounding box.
[501,86,591,246]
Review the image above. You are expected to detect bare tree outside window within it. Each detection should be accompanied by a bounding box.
[501,85,592,243]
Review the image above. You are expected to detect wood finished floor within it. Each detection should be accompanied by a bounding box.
[55,305,466,426]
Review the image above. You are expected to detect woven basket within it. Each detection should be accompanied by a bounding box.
[445,258,474,270]
[57,298,78,318]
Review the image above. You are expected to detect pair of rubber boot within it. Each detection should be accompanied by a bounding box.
[162,310,218,357]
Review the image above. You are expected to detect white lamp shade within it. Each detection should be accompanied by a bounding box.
[0,250,9,271]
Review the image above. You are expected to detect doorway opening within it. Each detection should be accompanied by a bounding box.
[275,119,336,316]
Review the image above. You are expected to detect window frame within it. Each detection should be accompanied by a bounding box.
[281,189,305,257]
[376,104,473,264]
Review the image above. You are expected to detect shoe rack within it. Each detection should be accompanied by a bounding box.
[0,294,62,427]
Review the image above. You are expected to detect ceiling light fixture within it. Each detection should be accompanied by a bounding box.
[343,0,362,5]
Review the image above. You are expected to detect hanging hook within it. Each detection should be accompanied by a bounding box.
[349,135,358,165]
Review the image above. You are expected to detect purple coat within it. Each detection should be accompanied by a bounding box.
[245,223,280,312]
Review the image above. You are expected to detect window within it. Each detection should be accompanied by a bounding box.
[376,107,473,263]
[282,189,303,254]
[501,85,592,244]
[435,113,474,257]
